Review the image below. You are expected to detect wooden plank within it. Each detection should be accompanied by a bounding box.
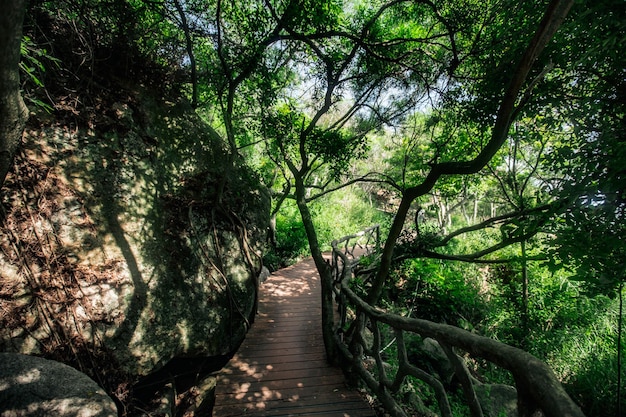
[219,364,347,382]
[224,352,328,368]
[215,383,364,406]
[219,358,333,378]
[249,321,320,330]
[213,397,373,417]
[236,335,323,349]
[215,386,365,405]
[217,374,348,395]
[213,257,375,417]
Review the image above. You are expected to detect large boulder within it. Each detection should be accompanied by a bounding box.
[0,353,117,417]
[0,90,270,399]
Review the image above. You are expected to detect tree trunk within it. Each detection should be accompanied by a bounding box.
[293,174,338,364]
[473,197,479,223]
[173,0,198,108]
[490,202,498,218]
[267,213,277,248]
[0,0,28,189]
[520,239,529,342]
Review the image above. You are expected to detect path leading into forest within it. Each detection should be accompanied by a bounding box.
[212,257,376,417]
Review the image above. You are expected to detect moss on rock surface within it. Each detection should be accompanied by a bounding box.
[0,87,270,406]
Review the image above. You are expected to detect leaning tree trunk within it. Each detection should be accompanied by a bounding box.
[292,173,338,365]
[368,0,574,305]
[0,0,28,190]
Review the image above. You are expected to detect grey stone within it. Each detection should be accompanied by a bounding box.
[419,337,454,384]
[0,353,117,417]
[259,266,271,283]
[475,383,518,417]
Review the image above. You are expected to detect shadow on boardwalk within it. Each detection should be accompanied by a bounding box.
[213,257,376,417]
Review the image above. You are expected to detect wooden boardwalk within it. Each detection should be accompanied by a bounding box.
[213,257,376,417]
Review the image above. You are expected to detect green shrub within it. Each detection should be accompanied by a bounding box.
[267,186,390,267]
[391,258,488,328]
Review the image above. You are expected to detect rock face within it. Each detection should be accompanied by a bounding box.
[0,353,117,417]
[0,88,270,403]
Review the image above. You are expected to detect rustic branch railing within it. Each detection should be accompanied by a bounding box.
[330,224,380,332]
[330,226,585,417]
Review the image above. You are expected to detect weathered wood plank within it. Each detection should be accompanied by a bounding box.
[213,257,375,417]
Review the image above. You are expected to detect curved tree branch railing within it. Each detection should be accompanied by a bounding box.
[330,226,585,417]
[330,224,380,332]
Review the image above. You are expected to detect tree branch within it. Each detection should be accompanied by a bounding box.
[369,0,574,303]
[435,203,556,247]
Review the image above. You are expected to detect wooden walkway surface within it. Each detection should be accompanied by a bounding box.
[213,257,376,417]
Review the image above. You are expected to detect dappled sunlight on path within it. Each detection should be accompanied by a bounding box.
[213,257,375,417]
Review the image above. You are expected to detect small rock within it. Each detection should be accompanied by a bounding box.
[0,353,117,417]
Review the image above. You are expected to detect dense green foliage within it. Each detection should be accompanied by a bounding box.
[266,186,389,268]
[9,0,625,416]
